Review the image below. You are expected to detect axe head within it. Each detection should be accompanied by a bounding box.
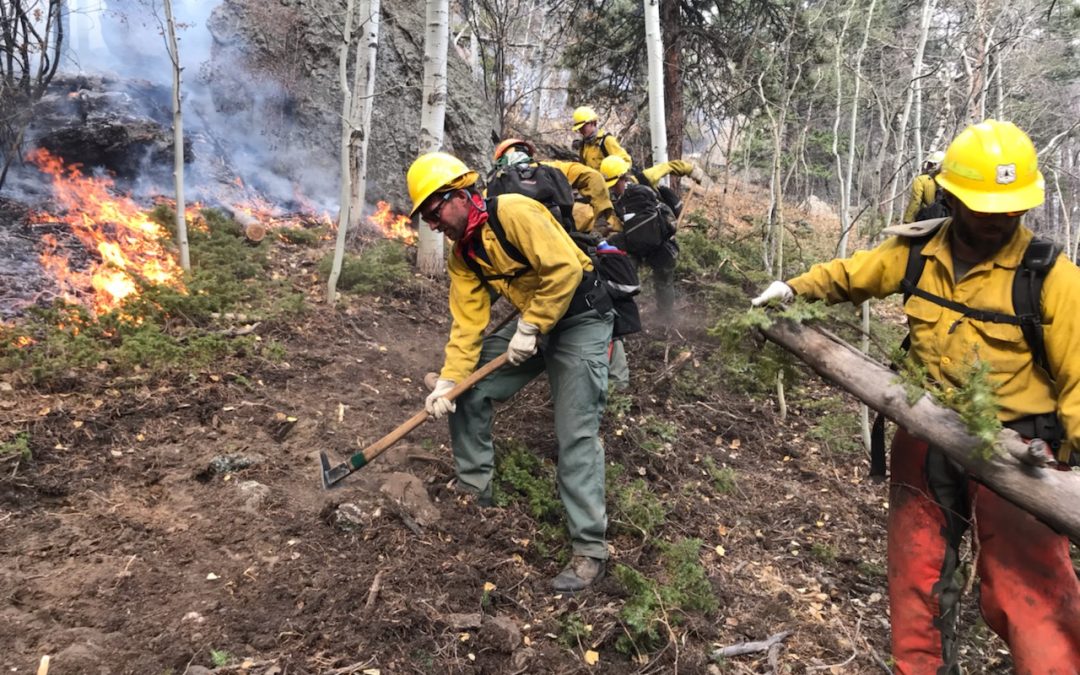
[320,451,351,490]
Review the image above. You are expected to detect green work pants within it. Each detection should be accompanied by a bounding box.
[448,309,613,559]
[608,338,629,390]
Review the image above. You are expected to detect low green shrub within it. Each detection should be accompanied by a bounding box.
[318,240,411,295]
[614,538,717,654]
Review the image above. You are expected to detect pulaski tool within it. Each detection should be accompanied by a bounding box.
[320,352,510,489]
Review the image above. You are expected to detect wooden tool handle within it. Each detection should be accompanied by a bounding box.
[355,352,511,466]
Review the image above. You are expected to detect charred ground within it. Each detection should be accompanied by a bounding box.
[0,194,1019,674]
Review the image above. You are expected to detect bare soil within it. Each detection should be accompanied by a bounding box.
[0,210,1020,674]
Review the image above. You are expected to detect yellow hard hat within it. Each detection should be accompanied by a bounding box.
[600,155,630,187]
[572,106,598,132]
[935,120,1044,213]
[406,152,478,216]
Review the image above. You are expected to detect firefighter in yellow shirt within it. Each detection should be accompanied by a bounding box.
[902,150,945,222]
[571,105,631,171]
[407,152,614,593]
[752,120,1080,673]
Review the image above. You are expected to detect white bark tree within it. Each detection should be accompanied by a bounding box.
[161,0,189,271]
[326,0,361,303]
[347,0,381,231]
[416,0,449,277]
[643,0,667,168]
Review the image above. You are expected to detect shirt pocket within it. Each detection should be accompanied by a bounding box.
[903,295,943,353]
[966,319,1028,377]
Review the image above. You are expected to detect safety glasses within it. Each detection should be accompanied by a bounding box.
[970,208,1028,218]
[420,191,454,225]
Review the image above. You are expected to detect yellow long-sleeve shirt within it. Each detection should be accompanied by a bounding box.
[440,193,594,382]
[787,221,1080,454]
[640,160,696,188]
[903,173,937,223]
[543,160,614,231]
[578,129,631,171]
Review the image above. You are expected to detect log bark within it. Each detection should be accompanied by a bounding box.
[759,318,1080,544]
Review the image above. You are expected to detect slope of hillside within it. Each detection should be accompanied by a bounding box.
[0,190,1020,674]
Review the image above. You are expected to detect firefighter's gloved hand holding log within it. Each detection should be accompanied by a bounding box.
[425,379,457,419]
[506,320,540,365]
[750,281,794,307]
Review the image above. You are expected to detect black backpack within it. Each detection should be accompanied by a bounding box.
[869,228,1066,476]
[592,135,684,217]
[461,197,641,337]
[914,174,950,221]
[486,163,577,233]
[611,183,677,256]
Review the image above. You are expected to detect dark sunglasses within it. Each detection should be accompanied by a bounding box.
[970,208,1028,218]
[420,191,454,224]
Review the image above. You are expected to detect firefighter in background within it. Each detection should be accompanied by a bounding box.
[542,159,617,233]
[601,155,680,389]
[407,152,614,593]
[752,120,1080,673]
[902,150,946,223]
[489,137,617,234]
[572,106,632,171]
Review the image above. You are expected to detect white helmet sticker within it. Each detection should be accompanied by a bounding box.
[996,163,1017,184]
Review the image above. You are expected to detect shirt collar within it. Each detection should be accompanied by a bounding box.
[921,219,1033,271]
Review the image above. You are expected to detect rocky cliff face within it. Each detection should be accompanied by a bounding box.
[206,0,493,211]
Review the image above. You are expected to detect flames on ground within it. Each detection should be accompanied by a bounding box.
[20,151,418,320]
[367,201,416,246]
[29,148,187,315]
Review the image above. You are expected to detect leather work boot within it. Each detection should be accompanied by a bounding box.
[552,556,606,593]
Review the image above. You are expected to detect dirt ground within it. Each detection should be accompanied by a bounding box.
[0,192,1027,674]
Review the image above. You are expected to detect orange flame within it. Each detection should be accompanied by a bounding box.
[367,201,416,245]
[28,149,185,315]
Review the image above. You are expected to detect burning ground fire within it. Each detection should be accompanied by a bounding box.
[367,201,416,245]
[28,148,186,315]
[22,150,415,319]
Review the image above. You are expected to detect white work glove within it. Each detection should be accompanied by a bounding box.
[425,378,456,419]
[506,320,540,365]
[751,281,794,307]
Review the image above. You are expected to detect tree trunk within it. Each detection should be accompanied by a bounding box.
[643,0,668,169]
[348,0,381,233]
[416,0,450,276]
[660,0,682,164]
[327,0,358,303]
[162,0,189,272]
[760,318,1080,544]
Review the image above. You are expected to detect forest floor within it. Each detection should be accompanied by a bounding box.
[0,186,1027,674]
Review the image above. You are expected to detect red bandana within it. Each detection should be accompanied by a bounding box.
[455,192,489,258]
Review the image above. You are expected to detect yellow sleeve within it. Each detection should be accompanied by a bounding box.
[497,196,586,332]
[603,134,632,166]
[643,160,695,187]
[543,160,613,226]
[786,237,910,304]
[1041,256,1080,453]
[903,175,927,223]
[439,253,492,383]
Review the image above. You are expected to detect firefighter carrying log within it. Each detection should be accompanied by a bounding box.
[752,119,1080,673]
[407,152,614,593]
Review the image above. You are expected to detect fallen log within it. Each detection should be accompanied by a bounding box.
[759,317,1080,544]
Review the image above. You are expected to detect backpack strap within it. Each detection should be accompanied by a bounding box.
[597,132,611,158]
[460,198,529,284]
[1013,237,1060,376]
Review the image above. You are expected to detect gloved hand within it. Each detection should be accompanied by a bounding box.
[751,281,794,307]
[689,165,712,187]
[425,378,457,419]
[1020,438,1056,467]
[506,320,540,365]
